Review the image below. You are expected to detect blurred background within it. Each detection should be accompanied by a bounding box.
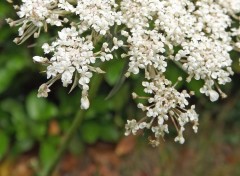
[1,1,240,176]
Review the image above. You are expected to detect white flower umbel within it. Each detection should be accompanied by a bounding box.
[75,0,122,35]
[6,0,70,44]
[217,0,240,14]
[126,29,167,75]
[126,74,199,146]
[8,0,240,146]
[177,35,233,100]
[34,27,106,109]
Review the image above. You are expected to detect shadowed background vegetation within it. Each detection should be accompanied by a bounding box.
[0,1,240,176]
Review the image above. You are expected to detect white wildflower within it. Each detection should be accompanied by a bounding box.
[8,0,240,146]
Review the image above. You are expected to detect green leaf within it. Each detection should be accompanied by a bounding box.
[0,68,14,93]
[105,60,128,99]
[104,57,125,86]
[99,124,119,142]
[0,27,12,42]
[91,96,110,113]
[0,99,34,142]
[0,1,12,18]
[165,62,185,89]
[80,121,101,144]
[108,84,129,111]
[26,91,58,121]
[186,79,204,97]
[12,138,34,155]
[0,111,11,133]
[85,95,110,119]
[39,141,57,167]
[30,122,47,140]
[7,55,28,71]
[0,131,9,160]
[58,89,80,116]
[1,99,27,126]
[0,54,29,93]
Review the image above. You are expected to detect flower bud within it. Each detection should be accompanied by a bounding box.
[33,56,48,63]
[80,96,90,109]
[37,84,50,98]
[209,90,219,102]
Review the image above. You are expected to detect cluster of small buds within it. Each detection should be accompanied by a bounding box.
[8,0,239,146]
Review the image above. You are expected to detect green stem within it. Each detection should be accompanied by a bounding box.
[40,74,103,176]
[40,110,85,176]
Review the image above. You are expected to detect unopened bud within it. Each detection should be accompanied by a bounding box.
[132,92,138,99]
[37,84,50,98]
[80,96,90,109]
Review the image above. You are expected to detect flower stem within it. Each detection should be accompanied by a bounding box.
[40,74,103,176]
[40,110,85,176]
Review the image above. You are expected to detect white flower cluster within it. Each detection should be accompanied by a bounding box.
[17,0,61,27]
[217,0,240,14]
[8,0,240,146]
[126,29,167,75]
[126,75,198,146]
[75,0,122,35]
[6,0,67,44]
[33,27,109,109]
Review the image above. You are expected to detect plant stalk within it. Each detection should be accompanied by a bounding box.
[40,110,84,176]
[40,74,103,176]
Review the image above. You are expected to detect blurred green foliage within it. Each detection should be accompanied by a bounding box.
[0,1,240,173]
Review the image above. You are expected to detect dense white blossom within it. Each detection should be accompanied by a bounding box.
[6,0,68,44]
[34,27,100,108]
[217,0,240,14]
[75,0,122,35]
[126,29,167,75]
[126,75,199,145]
[8,0,240,146]
[17,0,61,27]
